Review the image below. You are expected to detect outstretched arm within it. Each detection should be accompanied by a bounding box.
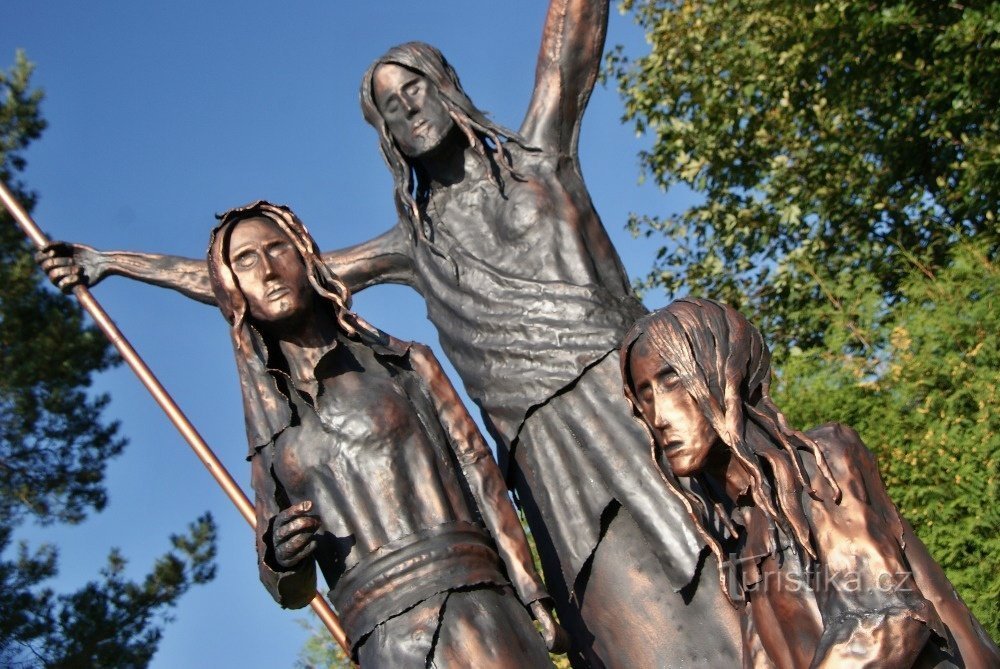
[38,242,217,304]
[319,222,415,293]
[38,222,415,304]
[520,0,610,155]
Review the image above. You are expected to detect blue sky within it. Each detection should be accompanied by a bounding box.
[2,2,691,666]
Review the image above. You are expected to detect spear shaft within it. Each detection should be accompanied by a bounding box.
[0,181,350,656]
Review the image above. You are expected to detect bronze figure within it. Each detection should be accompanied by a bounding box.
[207,201,559,666]
[621,299,1000,669]
[1,182,350,650]
[38,2,743,664]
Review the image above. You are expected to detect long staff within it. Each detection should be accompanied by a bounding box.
[0,181,350,656]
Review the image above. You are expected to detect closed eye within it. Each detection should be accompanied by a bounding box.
[658,370,682,389]
[267,241,293,257]
[234,251,258,269]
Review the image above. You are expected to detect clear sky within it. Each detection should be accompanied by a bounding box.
[1,2,690,666]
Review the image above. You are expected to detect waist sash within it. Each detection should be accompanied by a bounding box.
[331,520,508,650]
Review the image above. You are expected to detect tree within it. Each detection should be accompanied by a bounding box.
[294,619,352,669]
[607,0,999,353]
[0,51,218,667]
[609,0,999,638]
[775,239,999,637]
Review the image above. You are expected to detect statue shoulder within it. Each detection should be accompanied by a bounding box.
[803,422,877,481]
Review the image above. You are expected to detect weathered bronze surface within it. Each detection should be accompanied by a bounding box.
[2,182,351,653]
[207,201,559,665]
[621,298,1000,669]
[37,2,745,665]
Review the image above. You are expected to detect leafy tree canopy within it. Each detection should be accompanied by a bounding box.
[0,51,217,667]
[608,0,999,353]
[610,0,999,639]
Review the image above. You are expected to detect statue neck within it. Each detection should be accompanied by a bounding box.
[416,128,491,192]
[704,446,754,503]
[272,303,341,390]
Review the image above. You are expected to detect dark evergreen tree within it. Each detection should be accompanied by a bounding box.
[0,51,217,667]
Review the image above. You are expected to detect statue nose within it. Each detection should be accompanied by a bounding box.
[260,254,277,278]
[651,400,671,430]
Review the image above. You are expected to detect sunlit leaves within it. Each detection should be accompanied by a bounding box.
[611,0,1000,637]
[609,0,1000,353]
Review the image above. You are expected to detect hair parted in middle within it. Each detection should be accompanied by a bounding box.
[359,42,536,238]
[620,298,842,601]
[208,200,365,343]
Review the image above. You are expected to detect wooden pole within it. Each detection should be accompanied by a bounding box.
[0,181,350,656]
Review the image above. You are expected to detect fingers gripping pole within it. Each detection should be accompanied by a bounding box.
[0,181,351,656]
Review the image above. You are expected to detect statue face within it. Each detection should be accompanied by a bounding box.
[227,217,312,326]
[628,336,720,476]
[373,63,455,159]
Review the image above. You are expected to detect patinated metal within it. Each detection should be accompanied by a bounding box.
[36,3,745,665]
[0,181,350,653]
[621,298,1000,668]
[207,201,559,666]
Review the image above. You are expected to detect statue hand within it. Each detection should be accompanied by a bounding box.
[35,241,106,292]
[530,599,569,654]
[273,500,321,569]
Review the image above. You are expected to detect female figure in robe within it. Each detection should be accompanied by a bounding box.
[621,298,1000,668]
[208,201,559,667]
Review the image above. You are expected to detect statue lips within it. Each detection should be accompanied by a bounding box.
[660,438,688,464]
[662,439,684,454]
[265,283,291,302]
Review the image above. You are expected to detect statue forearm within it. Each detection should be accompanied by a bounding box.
[252,457,318,610]
[101,250,216,305]
[257,521,318,610]
[320,223,414,294]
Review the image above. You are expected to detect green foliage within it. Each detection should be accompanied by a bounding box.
[1,514,218,669]
[776,240,999,637]
[0,51,124,526]
[0,51,218,667]
[294,618,352,669]
[608,0,1000,352]
[610,0,1000,639]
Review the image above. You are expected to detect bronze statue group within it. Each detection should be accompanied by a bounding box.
[39,1,999,667]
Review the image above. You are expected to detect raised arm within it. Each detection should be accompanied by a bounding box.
[520,0,610,155]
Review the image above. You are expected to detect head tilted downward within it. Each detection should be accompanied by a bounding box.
[621,298,841,599]
[359,42,533,228]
